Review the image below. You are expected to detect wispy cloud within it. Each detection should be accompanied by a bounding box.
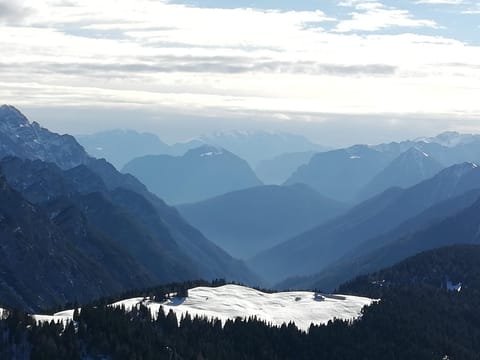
[0,0,478,123]
[336,1,439,32]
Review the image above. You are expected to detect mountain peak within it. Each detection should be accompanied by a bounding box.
[0,106,90,169]
[0,104,30,128]
[418,131,480,148]
[401,147,431,159]
[186,145,225,158]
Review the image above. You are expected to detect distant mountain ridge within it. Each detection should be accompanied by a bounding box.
[285,132,480,203]
[78,128,324,169]
[77,129,171,169]
[251,162,480,284]
[123,145,263,204]
[357,147,444,201]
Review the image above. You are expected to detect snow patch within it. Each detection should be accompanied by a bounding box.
[30,285,375,332]
[32,309,77,326]
[200,151,223,157]
[113,285,375,332]
[95,147,104,151]
[350,156,361,159]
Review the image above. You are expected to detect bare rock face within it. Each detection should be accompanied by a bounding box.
[0,105,89,169]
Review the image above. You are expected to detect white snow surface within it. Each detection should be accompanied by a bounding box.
[32,309,76,326]
[112,285,375,332]
[29,285,375,332]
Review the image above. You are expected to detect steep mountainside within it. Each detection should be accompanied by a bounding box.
[0,105,89,169]
[340,244,480,296]
[0,174,152,311]
[284,145,394,202]
[0,106,259,310]
[357,147,444,200]
[178,184,346,259]
[251,162,480,283]
[123,145,262,204]
[279,188,480,291]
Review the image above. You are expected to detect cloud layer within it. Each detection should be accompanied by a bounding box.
[0,0,479,137]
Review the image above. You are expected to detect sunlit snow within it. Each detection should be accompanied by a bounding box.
[31,285,375,332]
[112,284,375,332]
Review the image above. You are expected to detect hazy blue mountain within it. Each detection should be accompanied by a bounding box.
[330,197,480,293]
[187,130,323,167]
[282,134,480,203]
[278,187,480,291]
[284,145,394,203]
[372,133,480,167]
[77,130,171,169]
[357,147,444,200]
[254,151,318,185]
[416,131,480,148]
[250,162,480,283]
[178,184,346,259]
[0,106,260,296]
[123,145,263,204]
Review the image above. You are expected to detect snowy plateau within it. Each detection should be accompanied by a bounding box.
[32,285,375,332]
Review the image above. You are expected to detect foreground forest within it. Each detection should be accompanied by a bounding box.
[2,245,480,359]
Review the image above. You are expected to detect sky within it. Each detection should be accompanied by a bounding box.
[0,0,479,145]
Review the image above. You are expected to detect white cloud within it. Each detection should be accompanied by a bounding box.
[0,0,479,123]
[335,1,439,32]
[416,0,465,4]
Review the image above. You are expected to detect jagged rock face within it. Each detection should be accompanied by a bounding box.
[0,105,89,169]
[0,106,260,310]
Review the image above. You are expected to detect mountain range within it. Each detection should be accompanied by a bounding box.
[123,145,263,204]
[76,130,171,169]
[78,129,324,170]
[251,162,480,284]
[284,133,480,203]
[0,105,258,310]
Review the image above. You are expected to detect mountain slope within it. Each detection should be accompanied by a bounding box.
[358,147,444,200]
[250,162,480,283]
[123,145,263,204]
[0,105,260,298]
[178,184,346,259]
[330,195,480,292]
[279,187,480,291]
[77,130,171,169]
[0,173,153,311]
[0,105,89,169]
[340,244,480,296]
[284,145,394,202]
